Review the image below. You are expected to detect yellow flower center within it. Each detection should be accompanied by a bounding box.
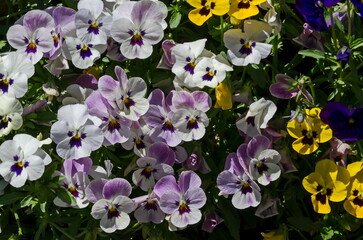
[28,42,37,50]
[349,118,355,124]
[81,45,89,51]
[17,162,25,168]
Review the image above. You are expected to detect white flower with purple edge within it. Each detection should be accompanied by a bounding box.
[111,1,164,59]
[89,178,135,233]
[7,10,54,64]
[143,89,181,147]
[0,52,35,98]
[217,152,261,209]
[86,90,131,145]
[0,134,51,188]
[76,0,113,45]
[224,20,272,66]
[0,96,23,137]
[236,97,277,138]
[171,90,211,142]
[62,37,106,69]
[132,142,175,191]
[153,171,207,228]
[50,104,104,160]
[98,66,149,121]
[121,121,152,157]
[237,135,281,186]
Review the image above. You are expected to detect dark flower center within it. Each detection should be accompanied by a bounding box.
[135,138,146,150]
[131,33,143,46]
[187,118,199,130]
[184,62,196,74]
[123,97,135,109]
[301,129,318,145]
[108,119,120,132]
[141,166,153,179]
[144,199,158,211]
[238,0,251,9]
[239,39,256,55]
[26,41,38,53]
[10,161,29,176]
[87,22,102,35]
[246,116,255,126]
[315,185,333,205]
[178,202,191,215]
[241,182,253,194]
[107,207,120,219]
[353,196,363,207]
[68,186,79,198]
[256,162,269,175]
[162,120,174,132]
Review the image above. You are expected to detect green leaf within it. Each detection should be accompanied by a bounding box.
[20,195,33,208]
[169,12,182,29]
[287,216,314,232]
[0,192,27,206]
[36,111,57,122]
[54,188,76,206]
[298,49,325,60]
[0,40,6,50]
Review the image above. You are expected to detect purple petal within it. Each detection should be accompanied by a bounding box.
[247,136,271,159]
[184,187,206,209]
[153,175,180,198]
[23,10,54,32]
[172,91,195,110]
[179,171,201,193]
[201,212,224,233]
[192,91,211,112]
[320,102,350,124]
[73,74,98,90]
[85,178,109,203]
[115,66,128,89]
[103,178,132,200]
[217,170,241,195]
[148,142,175,166]
[98,75,118,102]
[148,89,165,106]
[159,191,180,214]
[224,152,245,176]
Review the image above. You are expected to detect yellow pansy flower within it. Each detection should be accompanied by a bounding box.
[187,0,230,26]
[287,108,332,155]
[214,82,232,110]
[344,163,363,218]
[303,159,350,214]
[229,0,267,20]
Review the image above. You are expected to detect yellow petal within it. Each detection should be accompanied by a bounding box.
[344,198,363,218]
[188,8,213,26]
[315,159,337,182]
[312,194,331,214]
[336,166,350,186]
[187,0,203,8]
[229,1,259,20]
[287,120,308,139]
[214,82,233,110]
[347,162,363,178]
[211,0,230,15]
[292,137,318,155]
[330,181,348,202]
[315,124,332,143]
[303,172,324,194]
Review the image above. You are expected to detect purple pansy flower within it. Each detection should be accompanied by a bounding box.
[293,23,324,51]
[201,212,224,233]
[153,171,207,228]
[320,102,363,141]
[111,1,164,59]
[336,46,350,67]
[98,66,149,121]
[183,152,211,174]
[89,178,135,233]
[121,121,152,157]
[53,158,92,208]
[171,90,211,142]
[7,10,54,64]
[86,91,131,145]
[237,136,281,186]
[132,142,175,191]
[217,152,261,209]
[143,89,181,147]
[133,193,165,224]
[157,40,176,70]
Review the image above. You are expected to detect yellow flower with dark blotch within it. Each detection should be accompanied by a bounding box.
[214,82,232,110]
[229,0,267,20]
[287,108,332,155]
[303,159,350,214]
[187,0,230,26]
[344,163,363,218]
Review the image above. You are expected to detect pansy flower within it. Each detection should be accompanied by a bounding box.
[0,134,51,188]
[214,81,233,110]
[237,136,281,186]
[320,102,363,141]
[217,152,261,209]
[7,10,54,64]
[224,20,272,66]
[50,104,104,160]
[153,171,207,228]
[121,121,152,157]
[0,96,23,137]
[0,52,35,98]
[133,193,165,224]
[344,162,363,218]
[287,108,332,155]
[187,0,230,26]
[89,178,135,233]
[229,0,266,20]
[111,1,164,59]
[303,159,350,214]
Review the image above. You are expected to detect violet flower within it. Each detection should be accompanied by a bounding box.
[320,102,363,141]
[153,171,207,228]
[183,152,211,174]
[157,40,176,70]
[133,193,165,224]
[336,46,350,67]
[217,153,261,209]
[201,212,224,233]
[89,178,135,233]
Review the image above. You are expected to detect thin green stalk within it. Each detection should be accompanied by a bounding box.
[240,67,247,86]
[220,16,224,50]
[0,9,28,21]
[347,0,352,38]
[12,209,23,236]
[272,35,279,79]
[306,80,316,103]
[49,222,78,240]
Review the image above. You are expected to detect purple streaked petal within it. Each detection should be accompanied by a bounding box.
[153,175,180,198]
[231,188,261,209]
[217,170,241,195]
[148,142,175,165]
[184,187,206,209]
[172,91,195,110]
[98,75,118,102]
[247,136,271,159]
[191,91,211,112]
[159,191,180,214]
[86,178,109,203]
[201,212,224,233]
[179,171,201,193]
[103,178,132,200]
[22,10,54,32]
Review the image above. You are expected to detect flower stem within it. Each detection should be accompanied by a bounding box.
[11,209,23,236]
[347,0,352,38]
[329,8,339,51]
[49,222,78,240]
[220,16,224,50]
